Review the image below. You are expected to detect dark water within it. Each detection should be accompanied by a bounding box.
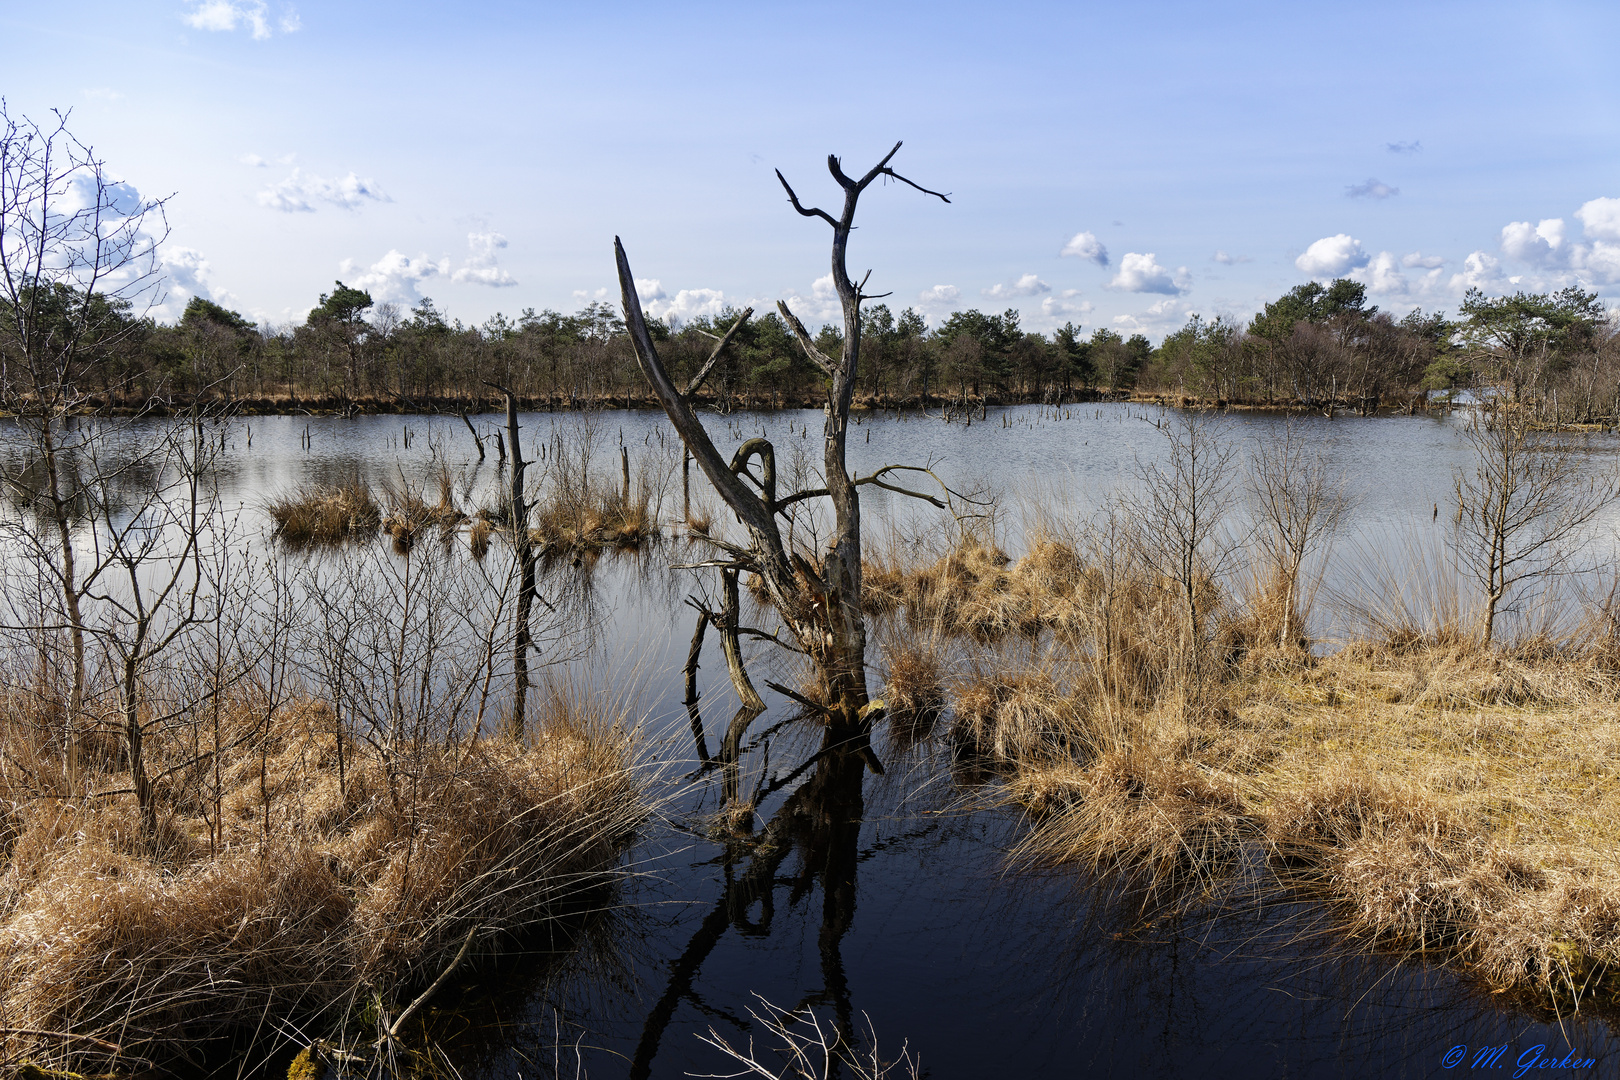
[8,404,1619,1078]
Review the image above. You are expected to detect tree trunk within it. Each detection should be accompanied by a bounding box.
[502,390,537,740]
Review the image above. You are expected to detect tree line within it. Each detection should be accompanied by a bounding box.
[5,273,1617,420]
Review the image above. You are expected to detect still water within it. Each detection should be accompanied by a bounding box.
[20,404,1620,1078]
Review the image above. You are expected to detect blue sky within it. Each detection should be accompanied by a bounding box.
[5,1,1618,339]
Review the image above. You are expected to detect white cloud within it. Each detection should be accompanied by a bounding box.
[1040,294,1092,320]
[340,250,448,306]
[1357,251,1408,295]
[279,7,300,32]
[238,153,266,167]
[1402,252,1445,269]
[1295,234,1369,277]
[1347,178,1399,199]
[1449,250,1506,293]
[1106,252,1191,295]
[1113,297,1195,334]
[151,245,240,323]
[1211,250,1250,265]
[1576,198,1620,243]
[451,231,517,287]
[1500,219,1566,265]
[984,273,1051,300]
[645,288,727,328]
[572,288,610,303]
[183,1,278,39]
[1485,198,1620,288]
[812,273,838,303]
[917,284,961,311]
[1060,231,1109,266]
[257,169,389,212]
[634,278,666,303]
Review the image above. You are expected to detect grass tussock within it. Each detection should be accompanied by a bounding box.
[864,502,1620,1008]
[532,482,655,552]
[381,469,467,550]
[0,690,641,1073]
[267,480,381,545]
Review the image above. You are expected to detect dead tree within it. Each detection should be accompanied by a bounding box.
[615,141,949,741]
[484,382,538,738]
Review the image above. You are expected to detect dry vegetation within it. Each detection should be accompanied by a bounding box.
[867,467,1620,1013]
[267,479,381,545]
[0,686,640,1074]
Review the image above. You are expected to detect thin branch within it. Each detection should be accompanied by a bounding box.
[774,169,838,228]
[684,306,754,397]
[775,300,836,377]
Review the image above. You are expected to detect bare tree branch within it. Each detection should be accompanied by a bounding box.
[684,306,754,397]
[775,300,836,377]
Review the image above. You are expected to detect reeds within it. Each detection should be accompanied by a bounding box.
[861,483,1620,1007]
[0,687,643,1073]
[266,480,381,545]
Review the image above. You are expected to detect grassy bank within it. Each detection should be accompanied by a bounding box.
[869,521,1620,1013]
[0,689,641,1074]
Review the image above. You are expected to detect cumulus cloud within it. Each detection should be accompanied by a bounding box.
[1295,234,1369,277]
[634,279,666,303]
[645,288,728,328]
[151,246,240,323]
[1347,178,1399,199]
[572,288,610,303]
[1113,297,1194,334]
[451,231,517,287]
[1211,250,1250,265]
[258,169,389,212]
[1449,250,1507,293]
[340,250,448,306]
[984,273,1051,300]
[1387,140,1422,154]
[182,1,296,39]
[1500,219,1566,265]
[1488,197,1620,287]
[1040,291,1093,320]
[1106,252,1191,295]
[1060,231,1109,266]
[1347,250,1447,301]
[917,284,961,312]
[1577,198,1620,243]
[238,153,267,167]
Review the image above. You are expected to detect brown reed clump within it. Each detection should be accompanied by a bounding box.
[948,667,1092,768]
[380,470,467,549]
[881,638,948,746]
[1010,750,1252,898]
[0,690,642,1074]
[267,480,381,545]
[532,479,657,552]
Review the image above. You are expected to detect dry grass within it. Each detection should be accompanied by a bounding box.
[0,688,642,1074]
[860,505,1620,1009]
[381,469,467,550]
[986,636,1620,1008]
[266,480,381,545]
[532,483,655,552]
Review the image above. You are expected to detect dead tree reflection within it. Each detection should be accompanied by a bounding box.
[630,731,867,1079]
